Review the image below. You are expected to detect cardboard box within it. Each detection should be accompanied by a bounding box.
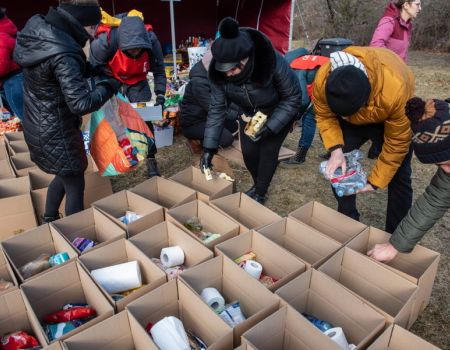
[367,324,440,350]
[180,256,279,346]
[130,176,197,209]
[0,158,14,180]
[131,102,163,121]
[126,279,234,350]
[78,238,166,312]
[170,166,233,202]
[10,153,38,177]
[50,207,126,255]
[347,226,440,328]
[20,261,114,346]
[0,141,8,159]
[129,221,213,272]
[288,201,367,244]
[3,131,24,152]
[275,269,386,349]
[61,310,156,350]
[83,171,113,208]
[210,192,282,233]
[215,230,307,291]
[166,199,240,249]
[319,247,418,328]
[0,248,18,295]
[1,224,78,283]
[0,176,37,241]
[93,190,165,237]
[257,217,342,268]
[8,140,29,155]
[154,125,174,148]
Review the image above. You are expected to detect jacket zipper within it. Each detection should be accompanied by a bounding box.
[243,84,257,113]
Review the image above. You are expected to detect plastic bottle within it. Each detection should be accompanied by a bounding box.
[302,313,334,332]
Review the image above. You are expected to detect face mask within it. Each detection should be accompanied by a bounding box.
[84,25,97,38]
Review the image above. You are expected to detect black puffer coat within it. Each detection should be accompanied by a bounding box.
[14,7,113,176]
[203,28,301,150]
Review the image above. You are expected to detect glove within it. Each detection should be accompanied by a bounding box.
[155,94,166,107]
[252,125,272,142]
[97,77,121,95]
[200,149,216,172]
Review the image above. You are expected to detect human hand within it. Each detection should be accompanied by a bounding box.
[97,77,121,94]
[356,183,375,194]
[367,243,399,263]
[200,149,215,172]
[326,148,346,178]
[252,125,272,142]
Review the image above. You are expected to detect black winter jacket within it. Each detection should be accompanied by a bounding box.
[14,7,114,176]
[203,28,301,150]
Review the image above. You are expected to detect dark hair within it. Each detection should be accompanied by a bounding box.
[393,0,415,9]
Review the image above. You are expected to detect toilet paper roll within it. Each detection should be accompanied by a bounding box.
[91,261,142,294]
[324,327,350,350]
[151,316,190,350]
[200,287,225,313]
[160,246,185,268]
[244,260,263,279]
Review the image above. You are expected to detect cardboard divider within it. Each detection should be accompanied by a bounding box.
[8,140,29,155]
[130,176,197,209]
[10,153,38,177]
[3,131,24,143]
[215,230,307,291]
[1,224,78,283]
[180,256,280,346]
[288,201,367,244]
[169,166,233,202]
[0,248,18,295]
[93,190,165,237]
[275,269,386,349]
[318,247,418,328]
[0,158,15,179]
[50,207,126,255]
[126,279,234,350]
[347,226,440,328]
[83,171,113,209]
[0,141,8,160]
[257,217,342,268]
[166,199,240,249]
[78,238,166,312]
[366,324,440,350]
[210,192,282,233]
[20,260,114,346]
[129,221,213,271]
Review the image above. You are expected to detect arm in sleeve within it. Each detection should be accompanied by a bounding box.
[149,32,167,96]
[88,32,116,68]
[370,17,395,48]
[191,78,211,112]
[202,82,227,150]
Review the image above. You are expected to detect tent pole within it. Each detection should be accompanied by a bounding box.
[169,0,178,80]
[288,0,295,51]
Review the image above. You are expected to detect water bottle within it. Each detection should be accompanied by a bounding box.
[302,313,334,332]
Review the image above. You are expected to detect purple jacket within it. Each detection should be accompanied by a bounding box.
[370,2,412,62]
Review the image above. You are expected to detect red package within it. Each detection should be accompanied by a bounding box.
[43,306,97,324]
[145,322,153,334]
[1,331,40,350]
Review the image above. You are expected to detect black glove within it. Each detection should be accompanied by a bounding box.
[200,148,216,172]
[155,94,166,107]
[252,125,272,142]
[97,77,121,95]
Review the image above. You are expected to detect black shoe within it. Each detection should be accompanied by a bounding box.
[42,214,61,223]
[245,185,256,198]
[147,157,161,178]
[279,147,308,168]
[253,194,267,205]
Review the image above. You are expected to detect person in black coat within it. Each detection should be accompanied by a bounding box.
[14,0,120,222]
[200,18,301,204]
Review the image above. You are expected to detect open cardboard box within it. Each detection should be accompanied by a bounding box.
[129,221,213,277]
[215,230,307,291]
[126,279,234,350]
[0,158,15,179]
[366,324,440,350]
[61,310,155,350]
[0,141,8,159]
[83,171,113,208]
[93,190,164,237]
[1,224,78,283]
[8,140,29,155]
[169,166,233,202]
[0,176,37,241]
[257,217,342,268]
[210,192,282,233]
[50,207,126,255]
[180,256,279,346]
[275,269,386,349]
[130,176,197,209]
[288,201,367,244]
[3,130,24,144]
[319,247,418,328]
[166,199,240,249]
[347,226,440,328]
[0,248,18,296]
[78,238,166,312]
[10,153,38,177]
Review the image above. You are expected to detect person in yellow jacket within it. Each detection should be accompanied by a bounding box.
[313,46,415,233]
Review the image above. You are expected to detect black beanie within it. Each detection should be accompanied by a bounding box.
[406,97,450,164]
[59,3,101,26]
[212,17,254,72]
[325,65,371,116]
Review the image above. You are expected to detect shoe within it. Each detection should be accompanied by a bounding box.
[253,193,267,205]
[245,185,256,198]
[186,139,203,155]
[147,157,161,178]
[319,151,331,160]
[279,146,309,168]
[42,214,61,223]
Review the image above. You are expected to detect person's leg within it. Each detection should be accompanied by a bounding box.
[44,175,66,221]
[61,174,86,216]
[224,118,238,134]
[3,72,24,120]
[219,128,234,148]
[239,119,259,188]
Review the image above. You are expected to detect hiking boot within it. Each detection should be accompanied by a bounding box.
[279,147,309,168]
[245,185,257,198]
[253,193,267,205]
[42,214,61,224]
[186,139,203,155]
[147,157,161,178]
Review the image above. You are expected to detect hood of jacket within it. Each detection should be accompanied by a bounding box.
[383,2,412,29]
[0,16,17,38]
[118,16,152,51]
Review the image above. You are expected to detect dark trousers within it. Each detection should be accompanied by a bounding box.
[335,119,413,233]
[239,118,291,196]
[182,119,238,148]
[45,174,85,217]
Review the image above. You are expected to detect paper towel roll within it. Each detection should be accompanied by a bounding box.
[151,316,190,350]
[160,246,185,268]
[244,260,262,279]
[91,261,142,294]
[324,327,350,350]
[200,287,225,312]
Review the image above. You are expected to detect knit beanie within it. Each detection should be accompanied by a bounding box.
[212,17,254,72]
[59,1,101,26]
[325,65,371,116]
[406,97,450,164]
[0,7,5,19]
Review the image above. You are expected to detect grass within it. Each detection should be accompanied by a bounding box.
[111,50,450,348]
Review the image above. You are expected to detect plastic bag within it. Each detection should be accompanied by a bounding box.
[43,304,97,324]
[19,254,51,280]
[1,331,40,350]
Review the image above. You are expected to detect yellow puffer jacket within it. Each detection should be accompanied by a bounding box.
[313,46,415,189]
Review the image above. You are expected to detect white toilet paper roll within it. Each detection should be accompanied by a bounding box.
[244,260,263,279]
[91,260,142,294]
[160,246,185,268]
[151,316,190,350]
[200,287,225,312]
[324,327,350,350]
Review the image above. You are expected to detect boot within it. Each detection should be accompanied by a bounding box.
[245,185,257,198]
[147,157,161,178]
[279,147,308,168]
[253,193,267,205]
[42,214,61,224]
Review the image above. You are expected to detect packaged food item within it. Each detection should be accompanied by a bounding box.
[186,330,207,350]
[72,237,96,253]
[218,301,246,328]
[151,258,184,280]
[119,211,142,225]
[43,304,97,324]
[19,254,51,279]
[234,251,257,267]
[302,313,334,332]
[1,331,40,350]
[183,217,203,232]
[259,274,279,289]
[48,252,70,267]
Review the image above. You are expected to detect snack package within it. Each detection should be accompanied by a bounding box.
[72,237,96,253]
[218,301,246,328]
[19,254,51,279]
[1,331,40,350]
[184,217,203,232]
[43,304,97,324]
[234,252,257,267]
